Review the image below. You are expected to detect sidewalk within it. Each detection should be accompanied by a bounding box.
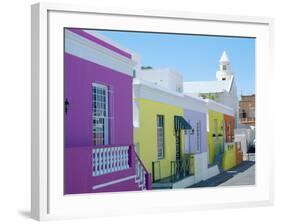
[187,161,255,188]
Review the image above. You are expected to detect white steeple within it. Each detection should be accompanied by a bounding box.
[216,51,233,81]
[220,51,230,63]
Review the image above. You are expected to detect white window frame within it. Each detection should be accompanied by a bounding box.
[92,83,109,145]
[156,115,165,160]
[196,120,201,152]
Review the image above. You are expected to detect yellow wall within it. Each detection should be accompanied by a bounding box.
[222,143,236,170]
[134,98,185,180]
[207,110,224,165]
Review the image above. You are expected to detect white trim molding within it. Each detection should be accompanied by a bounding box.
[205,99,235,116]
[65,29,137,76]
[92,175,135,190]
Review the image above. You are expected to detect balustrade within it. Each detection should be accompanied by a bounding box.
[92,146,129,176]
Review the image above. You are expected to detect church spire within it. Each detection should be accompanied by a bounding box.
[219,51,230,63]
[216,51,233,81]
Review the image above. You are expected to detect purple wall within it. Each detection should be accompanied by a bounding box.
[64,146,143,194]
[184,109,207,154]
[64,53,133,148]
[64,52,136,194]
[64,29,152,194]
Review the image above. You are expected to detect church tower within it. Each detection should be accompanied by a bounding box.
[216,51,234,81]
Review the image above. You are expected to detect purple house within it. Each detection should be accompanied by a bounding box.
[64,28,151,194]
[183,95,209,182]
[184,109,208,155]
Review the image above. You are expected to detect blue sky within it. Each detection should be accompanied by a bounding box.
[99,30,255,95]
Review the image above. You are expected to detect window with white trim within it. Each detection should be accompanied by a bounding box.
[196,120,201,152]
[92,83,109,145]
[157,115,165,160]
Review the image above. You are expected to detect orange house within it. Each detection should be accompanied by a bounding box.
[224,114,235,143]
[235,142,243,165]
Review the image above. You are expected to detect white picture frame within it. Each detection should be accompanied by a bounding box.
[31,2,274,221]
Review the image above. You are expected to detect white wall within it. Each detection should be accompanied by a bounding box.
[235,128,255,146]
[194,152,213,182]
[235,134,248,155]
[218,93,237,111]
[205,99,235,116]
[0,0,280,224]
[137,68,183,93]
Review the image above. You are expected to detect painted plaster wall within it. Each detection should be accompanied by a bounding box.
[64,53,134,148]
[217,85,239,127]
[184,109,208,154]
[207,110,224,165]
[235,134,248,155]
[64,53,135,194]
[224,114,235,143]
[222,143,237,170]
[134,98,185,180]
[137,69,183,93]
[64,146,139,194]
[193,152,209,182]
[236,144,243,165]
[206,165,220,179]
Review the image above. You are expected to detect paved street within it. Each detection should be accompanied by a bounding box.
[187,161,255,188]
[219,162,255,186]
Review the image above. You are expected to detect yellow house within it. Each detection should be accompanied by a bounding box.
[205,100,235,169]
[133,79,191,181]
[207,110,224,166]
[222,143,237,170]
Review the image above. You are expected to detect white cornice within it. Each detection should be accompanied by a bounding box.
[205,99,234,116]
[83,30,139,61]
[65,29,137,76]
[134,79,235,116]
[134,79,206,113]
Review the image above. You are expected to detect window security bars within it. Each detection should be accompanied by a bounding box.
[157,115,165,159]
[92,83,109,146]
[196,120,201,152]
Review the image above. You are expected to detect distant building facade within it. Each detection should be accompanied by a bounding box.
[239,94,255,126]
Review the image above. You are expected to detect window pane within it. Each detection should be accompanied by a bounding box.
[157,115,164,159]
[92,84,109,145]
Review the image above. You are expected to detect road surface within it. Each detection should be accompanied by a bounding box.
[187,161,255,188]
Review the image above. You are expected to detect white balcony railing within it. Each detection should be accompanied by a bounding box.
[92,146,130,176]
[135,159,146,190]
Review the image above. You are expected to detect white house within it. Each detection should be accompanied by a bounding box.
[183,51,239,126]
[136,68,183,93]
